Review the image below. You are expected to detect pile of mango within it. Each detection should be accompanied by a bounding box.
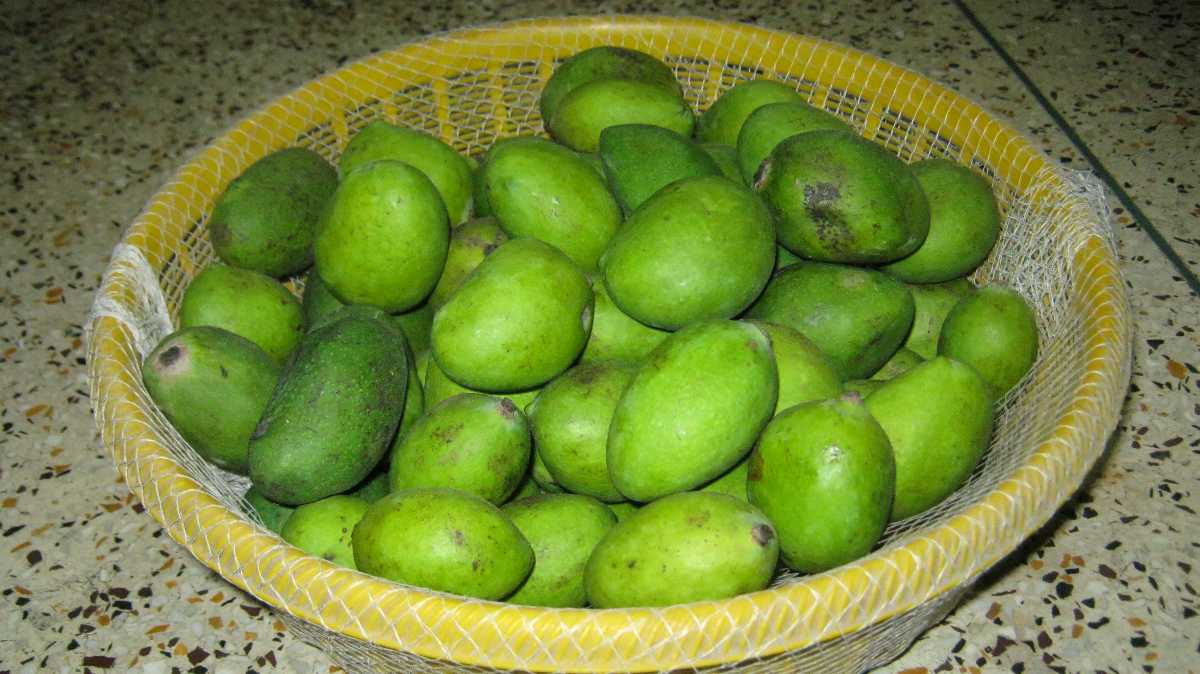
[141,46,1039,609]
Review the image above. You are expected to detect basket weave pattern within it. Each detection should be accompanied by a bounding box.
[86,16,1131,673]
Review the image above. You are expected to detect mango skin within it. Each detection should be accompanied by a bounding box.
[699,142,742,181]
[208,147,337,277]
[281,495,369,569]
[598,124,721,215]
[428,217,508,309]
[347,468,391,503]
[866,356,995,521]
[388,394,531,505]
[696,79,805,147]
[938,285,1039,399]
[314,159,450,313]
[502,494,617,607]
[300,272,434,361]
[881,158,1001,283]
[338,120,474,223]
[748,395,895,572]
[142,326,280,475]
[736,101,851,183]
[431,238,593,392]
[748,320,843,414]
[870,347,924,381]
[584,492,779,608]
[423,356,540,410]
[600,175,776,330]
[244,485,295,533]
[606,501,639,523]
[843,378,885,397]
[548,78,695,153]
[539,46,682,125]
[904,278,975,359]
[699,457,750,502]
[608,320,778,502]
[248,311,409,505]
[352,488,534,601]
[482,137,621,272]
[179,263,303,365]
[746,261,914,380]
[579,276,669,365]
[527,360,636,503]
[755,129,930,264]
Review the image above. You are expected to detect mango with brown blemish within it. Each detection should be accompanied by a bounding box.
[142,326,279,475]
[388,393,531,505]
[584,491,778,608]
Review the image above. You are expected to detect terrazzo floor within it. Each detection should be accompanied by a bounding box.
[2,0,1197,672]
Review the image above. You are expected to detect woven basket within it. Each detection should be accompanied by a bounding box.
[86,15,1132,673]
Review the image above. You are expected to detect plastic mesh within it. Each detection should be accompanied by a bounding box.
[85,16,1131,673]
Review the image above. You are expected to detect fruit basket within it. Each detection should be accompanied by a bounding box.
[86,15,1132,673]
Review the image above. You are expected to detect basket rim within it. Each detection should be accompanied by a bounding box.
[86,14,1132,672]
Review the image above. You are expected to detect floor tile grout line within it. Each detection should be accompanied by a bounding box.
[953,0,1200,298]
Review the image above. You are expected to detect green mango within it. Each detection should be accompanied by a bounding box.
[389,394,531,505]
[548,79,695,153]
[248,311,408,505]
[584,492,778,608]
[737,101,851,183]
[598,124,721,214]
[746,261,914,380]
[208,147,337,277]
[527,360,636,503]
[699,142,742,181]
[904,278,975,359]
[606,501,639,523]
[866,357,994,521]
[747,320,843,413]
[530,446,566,494]
[302,271,433,360]
[281,495,369,568]
[179,263,303,365]
[870,347,924,381]
[748,394,895,572]
[422,356,540,410]
[502,494,617,607]
[579,277,669,365]
[482,137,621,271]
[243,485,295,533]
[938,285,1039,399]
[339,120,474,223]
[775,245,802,271]
[391,302,434,364]
[540,46,682,126]
[471,157,492,218]
[347,468,391,503]
[696,79,805,146]
[600,175,775,330]
[881,158,1001,283]
[508,469,543,502]
[300,270,344,331]
[428,217,508,309]
[431,238,593,392]
[352,488,533,601]
[755,129,930,264]
[142,326,279,475]
[699,457,749,502]
[314,160,449,312]
[843,378,886,397]
[608,320,778,502]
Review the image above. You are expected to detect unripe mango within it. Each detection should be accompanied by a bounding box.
[608,320,778,502]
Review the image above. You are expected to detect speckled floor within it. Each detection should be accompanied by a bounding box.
[1,1,1196,672]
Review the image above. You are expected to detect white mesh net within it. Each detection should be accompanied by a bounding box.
[85,16,1131,673]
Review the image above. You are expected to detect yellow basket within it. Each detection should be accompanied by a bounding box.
[86,15,1131,673]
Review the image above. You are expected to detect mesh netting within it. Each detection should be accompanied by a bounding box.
[85,16,1131,673]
